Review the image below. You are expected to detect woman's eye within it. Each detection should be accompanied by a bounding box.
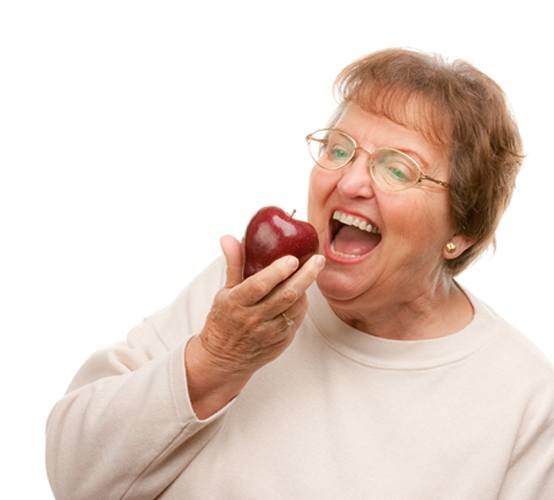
[386,164,411,182]
[331,146,349,159]
[390,167,407,179]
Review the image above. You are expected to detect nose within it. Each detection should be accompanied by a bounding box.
[336,148,376,199]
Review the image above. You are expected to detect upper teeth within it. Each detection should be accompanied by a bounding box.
[333,210,380,234]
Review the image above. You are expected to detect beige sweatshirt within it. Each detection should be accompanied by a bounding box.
[46,256,554,499]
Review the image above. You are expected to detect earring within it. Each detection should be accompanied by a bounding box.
[445,242,457,254]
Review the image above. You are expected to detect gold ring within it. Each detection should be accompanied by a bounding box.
[281,312,294,327]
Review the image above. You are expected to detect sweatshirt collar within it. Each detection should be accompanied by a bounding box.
[306,283,500,370]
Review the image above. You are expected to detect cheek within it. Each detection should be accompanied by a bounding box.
[383,194,450,249]
[307,167,338,224]
[420,194,453,243]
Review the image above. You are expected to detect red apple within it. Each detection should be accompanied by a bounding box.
[243,206,320,279]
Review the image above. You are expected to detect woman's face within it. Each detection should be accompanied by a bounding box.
[307,102,455,305]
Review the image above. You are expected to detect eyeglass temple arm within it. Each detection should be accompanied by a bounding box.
[306,135,326,143]
[420,174,449,188]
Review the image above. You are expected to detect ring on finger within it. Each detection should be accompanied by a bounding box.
[281,312,294,327]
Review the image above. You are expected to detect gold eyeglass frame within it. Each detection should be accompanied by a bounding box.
[306,128,450,191]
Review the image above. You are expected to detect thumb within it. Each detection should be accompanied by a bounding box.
[219,234,244,288]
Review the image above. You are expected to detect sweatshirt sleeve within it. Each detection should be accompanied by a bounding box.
[498,374,554,500]
[46,256,227,500]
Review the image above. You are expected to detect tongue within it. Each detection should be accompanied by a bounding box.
[333,225,381,255]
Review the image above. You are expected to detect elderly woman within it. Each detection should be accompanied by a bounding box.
[46,49,554,499]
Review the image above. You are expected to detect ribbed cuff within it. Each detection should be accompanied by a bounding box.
[169,337,236,426]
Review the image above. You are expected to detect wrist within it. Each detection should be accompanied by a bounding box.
[184,335,254,419]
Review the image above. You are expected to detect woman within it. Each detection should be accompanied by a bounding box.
[46,49,554,499]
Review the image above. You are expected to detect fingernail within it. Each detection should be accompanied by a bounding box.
[287,256,299,268]
[313,254,325,269]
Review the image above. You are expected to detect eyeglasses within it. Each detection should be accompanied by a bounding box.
[306,128,449,192]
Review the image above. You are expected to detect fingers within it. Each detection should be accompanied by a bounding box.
[276,293,308,330]
[231,254,301,305]
[260,254,326,317]
[220,235,244,288]
[199,253,324,377]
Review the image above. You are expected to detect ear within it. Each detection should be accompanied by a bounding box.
[443,234,474,260]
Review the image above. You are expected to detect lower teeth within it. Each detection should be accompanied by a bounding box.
[330,241,363,259]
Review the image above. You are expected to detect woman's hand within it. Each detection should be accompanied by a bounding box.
[185,235,325,418]
[201,234,325,375]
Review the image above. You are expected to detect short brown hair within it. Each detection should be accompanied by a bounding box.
[332,48,524,275]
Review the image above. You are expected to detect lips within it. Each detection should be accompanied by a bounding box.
[326,208,382,263]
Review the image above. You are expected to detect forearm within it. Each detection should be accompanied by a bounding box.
[46,343,228,500]
[46,257,229,499]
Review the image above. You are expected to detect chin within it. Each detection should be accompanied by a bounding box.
[316,267,374,303]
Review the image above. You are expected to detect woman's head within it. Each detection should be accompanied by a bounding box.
[329,48,523,275]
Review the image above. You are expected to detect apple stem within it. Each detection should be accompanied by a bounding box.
[290,209,297,218]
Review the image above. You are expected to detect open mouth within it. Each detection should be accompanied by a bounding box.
[327,209,382,262]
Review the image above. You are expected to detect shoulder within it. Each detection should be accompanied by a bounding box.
[479,296,552,372]
[469,291,554,402]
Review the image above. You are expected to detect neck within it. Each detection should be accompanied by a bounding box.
[325,275,474,341]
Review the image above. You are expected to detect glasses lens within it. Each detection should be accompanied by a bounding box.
[372,149,419,191]
[308,129,354,169]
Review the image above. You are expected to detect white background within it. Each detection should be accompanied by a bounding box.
[1,1,553,497]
